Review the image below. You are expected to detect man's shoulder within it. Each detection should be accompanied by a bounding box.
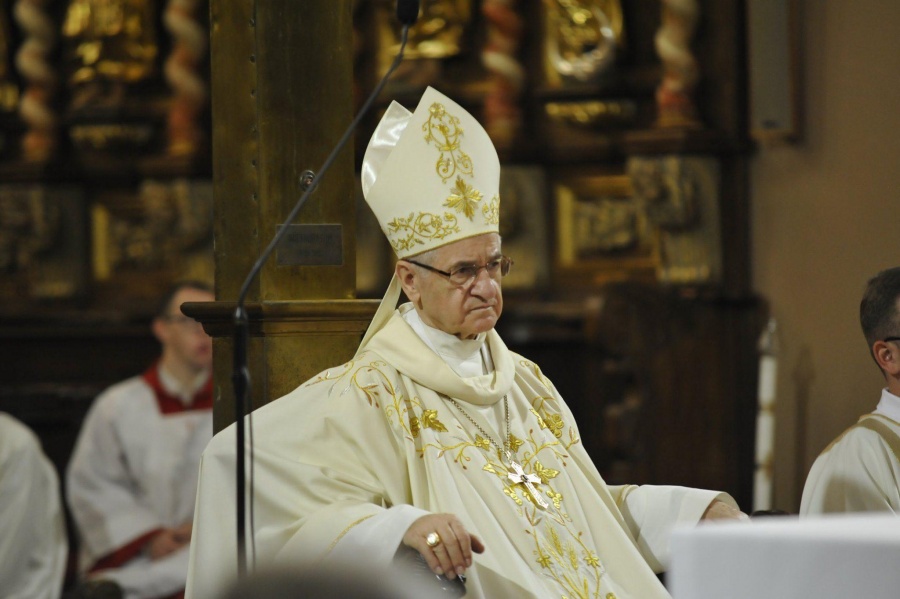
[258,352,398,412]
[90,373,154,413]
[816,415,900,465]
[0,412,41,457]
[510,352,554,384]
[299,350,400,390]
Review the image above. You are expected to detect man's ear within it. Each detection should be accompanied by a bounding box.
[151,317,169,345]
[873,340,900,375]
[396,261,421,304]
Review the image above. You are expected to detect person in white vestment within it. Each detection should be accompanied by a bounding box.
[67,281,215,599]
[186,87,744,599]
[802,267,900,515]
[0,412,68,599]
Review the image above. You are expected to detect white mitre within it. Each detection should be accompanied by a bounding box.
[357,86,501,352]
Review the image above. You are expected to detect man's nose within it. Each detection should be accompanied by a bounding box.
[469,267,498,295]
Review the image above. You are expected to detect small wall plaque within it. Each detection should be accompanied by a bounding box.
[276,224,343,266]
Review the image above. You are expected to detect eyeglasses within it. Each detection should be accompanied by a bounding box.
[406,255,513,287]
[883,337,900,343]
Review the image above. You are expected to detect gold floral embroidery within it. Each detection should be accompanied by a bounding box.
[386,211,460,253]
[474,435,491,450]
[504,486,523,505]
[545,488,563,509]
[410,387,603,597]
[422,102,473,183]
[421,410,448,432]
[545,413,564,438]
[443,176,483,220]
[306,360,355,389]
[607,593,617,599]
[482,194,500,225]
[529,404,566,441]
[534,461,560,484]
[530,407,547,430]
[532,523,605,599]
[409,415,421,438]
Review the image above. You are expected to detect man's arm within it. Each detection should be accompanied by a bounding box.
[611,485,743,572]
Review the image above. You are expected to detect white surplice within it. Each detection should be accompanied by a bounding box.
[801,389,900,516]
[67,364,212,599]
[187,305,732,599]
[0,412,67,599]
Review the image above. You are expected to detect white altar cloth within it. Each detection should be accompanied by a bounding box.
[668,513,900,599]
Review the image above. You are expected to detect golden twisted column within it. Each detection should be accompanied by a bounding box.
[655,0,701,128]
[481,0,525,150]
[13,0,57,161]
[163,0,208,155]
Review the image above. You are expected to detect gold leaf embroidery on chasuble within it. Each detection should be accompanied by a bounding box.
[421,409,448,432]
[422,102,473,183]
[412,394,605,596]
[386,212,461,254]
[310,360,606,594]
[443,176,483,221]
[306,360,355,388]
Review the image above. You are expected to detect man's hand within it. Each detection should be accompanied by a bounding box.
[147,523,193,560]
[403,513,485,580]
[700,499,749,522]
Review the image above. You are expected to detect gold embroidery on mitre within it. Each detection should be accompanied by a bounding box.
[482,194,500,225]
[443,176,483,220]
[386,212,461,253]
[423,102,474,183]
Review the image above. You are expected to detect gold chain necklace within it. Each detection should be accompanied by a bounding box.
[445,395,548,509]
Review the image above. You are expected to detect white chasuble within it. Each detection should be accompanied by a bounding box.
[801,389,900,516]
[187,308,729,599]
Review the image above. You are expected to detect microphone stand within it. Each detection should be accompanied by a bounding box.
[231,26,413,578]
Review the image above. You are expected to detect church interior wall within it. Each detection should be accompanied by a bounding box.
[751,0,900,512]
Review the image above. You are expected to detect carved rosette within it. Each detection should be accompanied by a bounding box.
[13,0,58,161]
[481,0,525,150]
[163,0,208,155]
[654,0,701,128]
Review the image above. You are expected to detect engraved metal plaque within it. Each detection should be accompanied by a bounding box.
[276,224,343,266]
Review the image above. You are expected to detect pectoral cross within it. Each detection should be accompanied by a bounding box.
[507,459,549,509]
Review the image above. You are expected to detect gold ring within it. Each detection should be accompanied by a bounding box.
[426,532,441,547]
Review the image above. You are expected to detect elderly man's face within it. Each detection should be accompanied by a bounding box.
[400,233,503,340]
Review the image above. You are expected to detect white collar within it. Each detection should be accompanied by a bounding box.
[874,388,900,423]
[401,304,488,378]
[158,364,209,406]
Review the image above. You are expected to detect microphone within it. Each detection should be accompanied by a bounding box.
[231,2,420,579]
[396,0,421,26]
